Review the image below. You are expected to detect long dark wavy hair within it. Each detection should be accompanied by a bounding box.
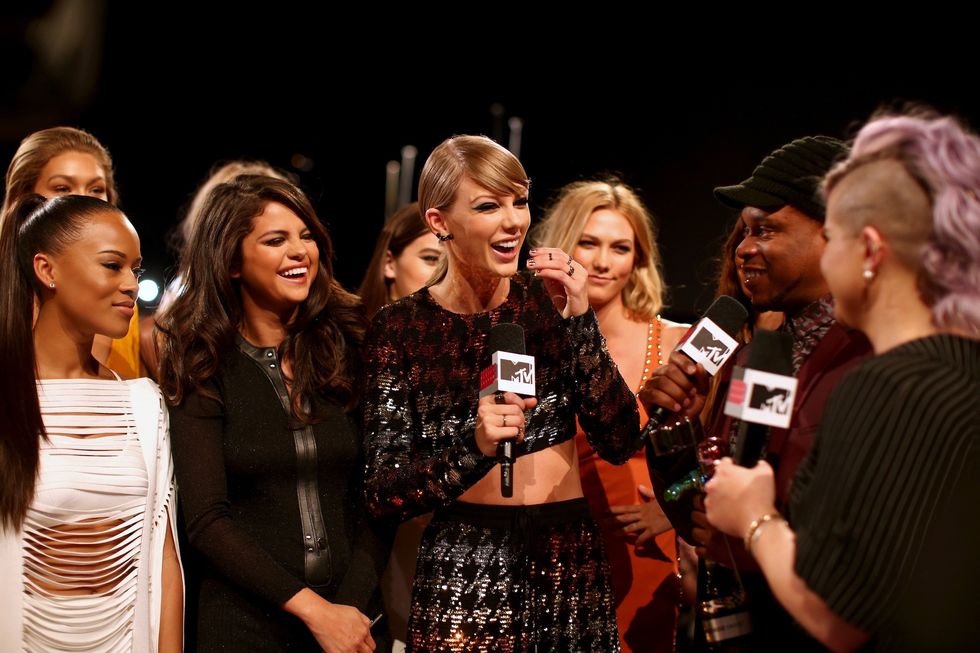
[0,194,124,529]
[157,175,365,420]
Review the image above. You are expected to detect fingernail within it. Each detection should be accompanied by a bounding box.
[529,249,537,255]
[527,260,536,268]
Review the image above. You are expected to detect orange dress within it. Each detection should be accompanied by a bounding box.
[576,321,678,653]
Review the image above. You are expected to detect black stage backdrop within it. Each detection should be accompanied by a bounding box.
[3,7,977,321]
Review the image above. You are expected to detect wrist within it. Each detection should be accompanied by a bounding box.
[284,588,329,622]
[744,511,785,557]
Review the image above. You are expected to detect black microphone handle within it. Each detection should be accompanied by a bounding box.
[733,419,768,467]
[499,440,514,498]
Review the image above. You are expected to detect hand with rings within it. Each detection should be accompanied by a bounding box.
[525,247,589,318]
[474,391,538,458]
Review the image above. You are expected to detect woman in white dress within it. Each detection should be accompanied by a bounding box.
[0,194,182,652]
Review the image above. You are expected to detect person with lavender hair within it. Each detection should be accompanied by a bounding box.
[704,111,980,652]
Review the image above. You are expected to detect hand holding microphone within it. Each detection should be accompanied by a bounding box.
[639,295,749,432]
[704,329,795,544]
[478,323,537,497]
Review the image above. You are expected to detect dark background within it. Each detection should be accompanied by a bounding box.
[4,5,977,321]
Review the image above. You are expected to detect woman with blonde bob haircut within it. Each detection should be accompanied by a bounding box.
[534,178,688,652]
[363,137,642,651]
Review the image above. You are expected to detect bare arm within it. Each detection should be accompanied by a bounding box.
[158,514,183,653]
[704,459,868,652]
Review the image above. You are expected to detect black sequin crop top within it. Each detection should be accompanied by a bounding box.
[363,272,641,522]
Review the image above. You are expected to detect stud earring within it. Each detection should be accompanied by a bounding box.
[862,267,874,281]
[436,233,454,242]
[49,281,55,289]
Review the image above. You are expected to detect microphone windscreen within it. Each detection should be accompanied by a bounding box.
[488,323,525,355]
[702,295,750,340]
[745,329,794,376]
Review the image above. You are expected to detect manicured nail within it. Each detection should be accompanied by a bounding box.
[527,260,536,268]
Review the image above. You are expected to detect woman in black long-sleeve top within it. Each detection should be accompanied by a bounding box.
[158,174,388,653]
[363,135,641,652]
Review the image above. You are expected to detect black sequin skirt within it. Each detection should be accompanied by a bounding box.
[407,498,620,652]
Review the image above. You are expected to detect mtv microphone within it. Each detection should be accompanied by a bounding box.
[725,329,797,467]
[644,295,749,439]
[479,323,536,498]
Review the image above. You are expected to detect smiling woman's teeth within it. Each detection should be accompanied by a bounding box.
[492,240,518,252]
[279,267,307,277]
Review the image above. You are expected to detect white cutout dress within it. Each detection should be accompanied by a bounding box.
[0,377,178,652]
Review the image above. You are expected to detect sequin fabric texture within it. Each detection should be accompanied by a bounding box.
[413,499,618,652]
[363,273,641,651]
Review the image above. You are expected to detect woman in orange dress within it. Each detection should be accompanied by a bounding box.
[534,179,688,652]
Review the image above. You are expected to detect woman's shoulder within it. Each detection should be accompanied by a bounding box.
[365,288,447,355]
[851,334,977,383]
[660,317,690,331]
[660,317,690,346]
[833,335,979,422]
[125,376,166,402]
[371,286,433,323]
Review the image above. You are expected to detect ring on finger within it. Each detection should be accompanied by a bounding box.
[502,414,508,428]
[567,264,575,277]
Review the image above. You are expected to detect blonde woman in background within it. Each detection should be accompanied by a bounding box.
[1,126,142,377]
[534,178,688,652]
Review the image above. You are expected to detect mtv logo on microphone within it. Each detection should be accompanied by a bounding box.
[479,351,536,397]
[724,368,798,428]
[678,319,739,375]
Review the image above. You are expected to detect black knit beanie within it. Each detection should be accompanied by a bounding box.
[714,135,849,221]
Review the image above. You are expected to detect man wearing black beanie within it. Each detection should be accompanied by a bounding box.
[641,136,873,651]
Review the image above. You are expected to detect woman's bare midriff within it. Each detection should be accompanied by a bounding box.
[458,439,583,505]
[24,518,132,595]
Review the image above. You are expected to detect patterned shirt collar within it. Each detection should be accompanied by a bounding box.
[781,294,836,373]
